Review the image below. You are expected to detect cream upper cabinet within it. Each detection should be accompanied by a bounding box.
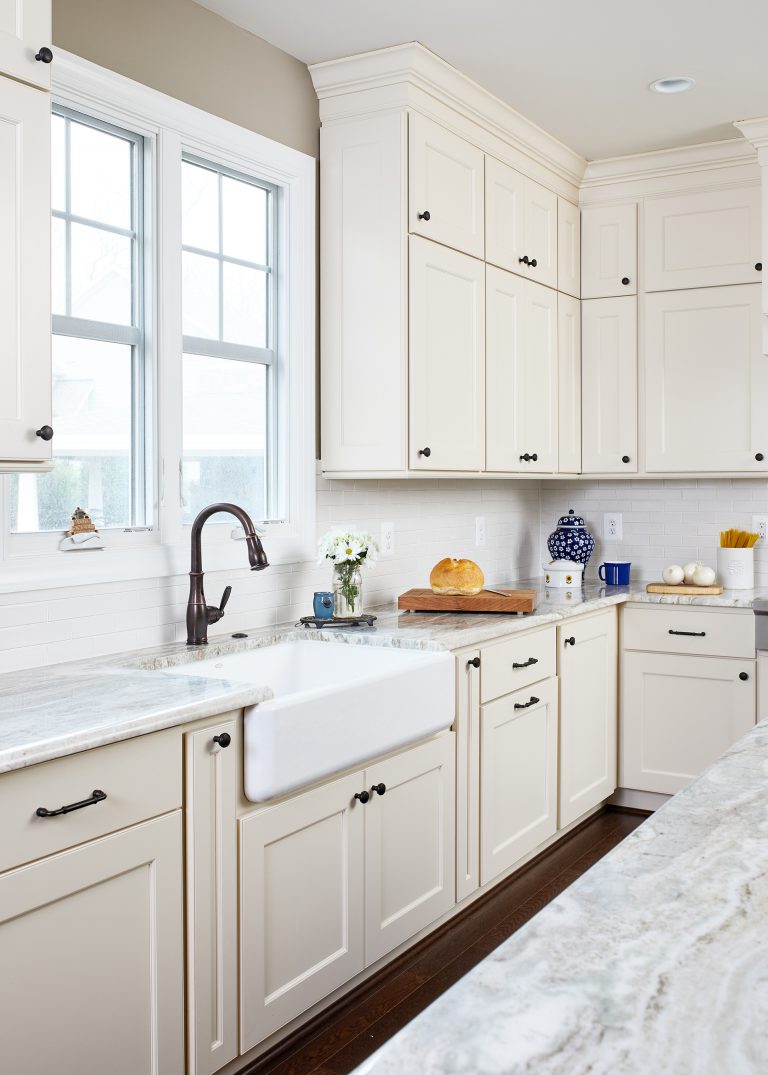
[644,187,762,292]
[479,677,558,886]
[0,75,52,470]
[557,610,617,828]
[621,651,755,795]
[581,296,637,473]
[0,813,184,1075]
[486,266,557,473]
[558,293,581,473]
[410,236,485,471]
[581,202,637,298]
[409,112,484,258]
[557,197,581,298]
[485,156,557,288]
[0,0,51,89]
[645,284,768,472]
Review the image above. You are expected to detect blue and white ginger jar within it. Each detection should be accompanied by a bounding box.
[546,509,595,567]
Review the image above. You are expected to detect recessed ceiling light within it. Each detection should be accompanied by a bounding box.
[649,76,695,95]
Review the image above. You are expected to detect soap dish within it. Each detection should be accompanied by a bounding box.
[298,614,377,629]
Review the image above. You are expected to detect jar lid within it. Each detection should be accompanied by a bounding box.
[556,508,586,528]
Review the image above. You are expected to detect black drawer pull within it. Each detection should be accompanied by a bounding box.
[467,656,481,669]
[512,657,539,669]
[213,732,231,748]
[668,629,706,637]
[564,636,576,647]
[514,696,540,710]
[36,789,107,818]
[371,783,386,796]
[354,790,370,804]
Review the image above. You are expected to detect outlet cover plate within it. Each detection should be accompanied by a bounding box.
[603,512,623,541]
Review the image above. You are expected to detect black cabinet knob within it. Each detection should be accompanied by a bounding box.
[354,790,370,804]
[518,255,530,266]
[621,277,630,286]
[371,783,386,796]
[529,258,538,268]
[213,732,231,748]
[564,636,576,647]
[739,672,750,681]
[417,210,431,221]
[756,453,765,462]
[622,455,631,464]
[756,263,762,271]
[519,453,538,463]
[418,447,431,458]
[35,46,53,63]
[35,425,54,441]
[467,656,481,669]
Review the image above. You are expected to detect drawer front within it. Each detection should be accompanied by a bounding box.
[0,727,182,873]
[481,627,555,703]
[622,606,754,659]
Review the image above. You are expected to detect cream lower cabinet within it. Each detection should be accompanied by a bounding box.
[240,733,455,1051]
[480,677,558,886]
[456,649,481,901]
[0,812,184,1075]
[621,652,756,794]
[557,610,618,827]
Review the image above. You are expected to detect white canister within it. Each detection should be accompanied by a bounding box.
[717,547,754,590]
[543,560,585,588]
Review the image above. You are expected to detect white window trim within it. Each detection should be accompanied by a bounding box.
[0,50,316,594]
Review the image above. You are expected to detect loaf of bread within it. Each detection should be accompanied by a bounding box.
[429,558,485,595]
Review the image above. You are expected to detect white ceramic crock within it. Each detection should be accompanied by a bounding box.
[543,559,585,588]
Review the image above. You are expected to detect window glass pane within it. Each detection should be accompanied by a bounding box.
[51,114,66,213]
[182,353,266,523]
[182,251,219,338]
[182,161,219,252]
[9,338,133,532]
[51,216,66,316]
[222,176,267,264]
[70,222,132,325]
[222,263,267,347]
[70,121,132,230]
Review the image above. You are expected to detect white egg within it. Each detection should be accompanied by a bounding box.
[662,564,684,585]
[692,564,716,587]
[683,561,701,584]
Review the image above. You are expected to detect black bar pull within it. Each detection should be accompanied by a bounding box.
[513,657,539,669]
[668,629,705,637]
[514,696,540,710]
[36,789,107,818]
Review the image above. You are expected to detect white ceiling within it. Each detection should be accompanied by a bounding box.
[194,0,768,160]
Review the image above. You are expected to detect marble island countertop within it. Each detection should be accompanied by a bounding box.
[354,718,768,1075]
[0,577,764,775]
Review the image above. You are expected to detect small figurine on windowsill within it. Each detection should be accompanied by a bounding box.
[58,506,104,552]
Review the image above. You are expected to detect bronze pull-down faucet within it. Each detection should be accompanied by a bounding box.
[187,502,269,645]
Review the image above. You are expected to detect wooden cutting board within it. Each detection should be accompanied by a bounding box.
[398,588,537,614]
[646,582,724,596]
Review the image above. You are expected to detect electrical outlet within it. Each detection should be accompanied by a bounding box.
[475,516,486,547]
[603,512,623,541]
[380,521,394,557]
[753,515,768,543]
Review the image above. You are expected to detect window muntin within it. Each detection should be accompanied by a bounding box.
[10,106,147,534]
[181,157,277,525]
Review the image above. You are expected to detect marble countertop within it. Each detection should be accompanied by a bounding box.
[0,577,763,775]
[355,718,768,1075]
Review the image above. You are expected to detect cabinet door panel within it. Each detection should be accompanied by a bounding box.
[581,296,637,473]
[486,268,556,472]
[0,813,184,1075]
[456,651,481,902]
[644,187,762,291]
[558,293,581,473]
[365,734,455,965]
[581,203,637,298]
[240,773,365,1051]
[558,611,617,827]
[0,76,51,464]
[410,113,484,258]
[186,720,238,1075]
[480,678,558,886]
[410,237,485,471]
[0,0,50,88]
[485,155,525,272]
[524,179,557,289]
[645,284,767,472]
[558,198,581,298]
[621,652,756,794]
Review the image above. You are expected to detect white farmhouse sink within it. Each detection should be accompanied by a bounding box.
[166,640,454,801]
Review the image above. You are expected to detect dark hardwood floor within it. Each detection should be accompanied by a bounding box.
[244,807,647,1075]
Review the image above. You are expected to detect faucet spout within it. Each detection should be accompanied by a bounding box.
[187,502,269,645]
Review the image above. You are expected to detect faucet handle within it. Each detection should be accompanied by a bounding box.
[219,586,232,613]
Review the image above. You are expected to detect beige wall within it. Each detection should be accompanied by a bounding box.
[52,0,319,157]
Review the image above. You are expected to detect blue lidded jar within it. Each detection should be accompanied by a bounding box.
[546,509,596,567]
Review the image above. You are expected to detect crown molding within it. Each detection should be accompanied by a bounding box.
[582,138,757,189]
[734,116,768,154]
[310,42,587,188]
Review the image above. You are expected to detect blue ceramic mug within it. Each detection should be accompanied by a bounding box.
[313,591,334,619]
[599,561,631,586]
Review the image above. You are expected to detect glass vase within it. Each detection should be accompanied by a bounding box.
[333,562,363,617]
